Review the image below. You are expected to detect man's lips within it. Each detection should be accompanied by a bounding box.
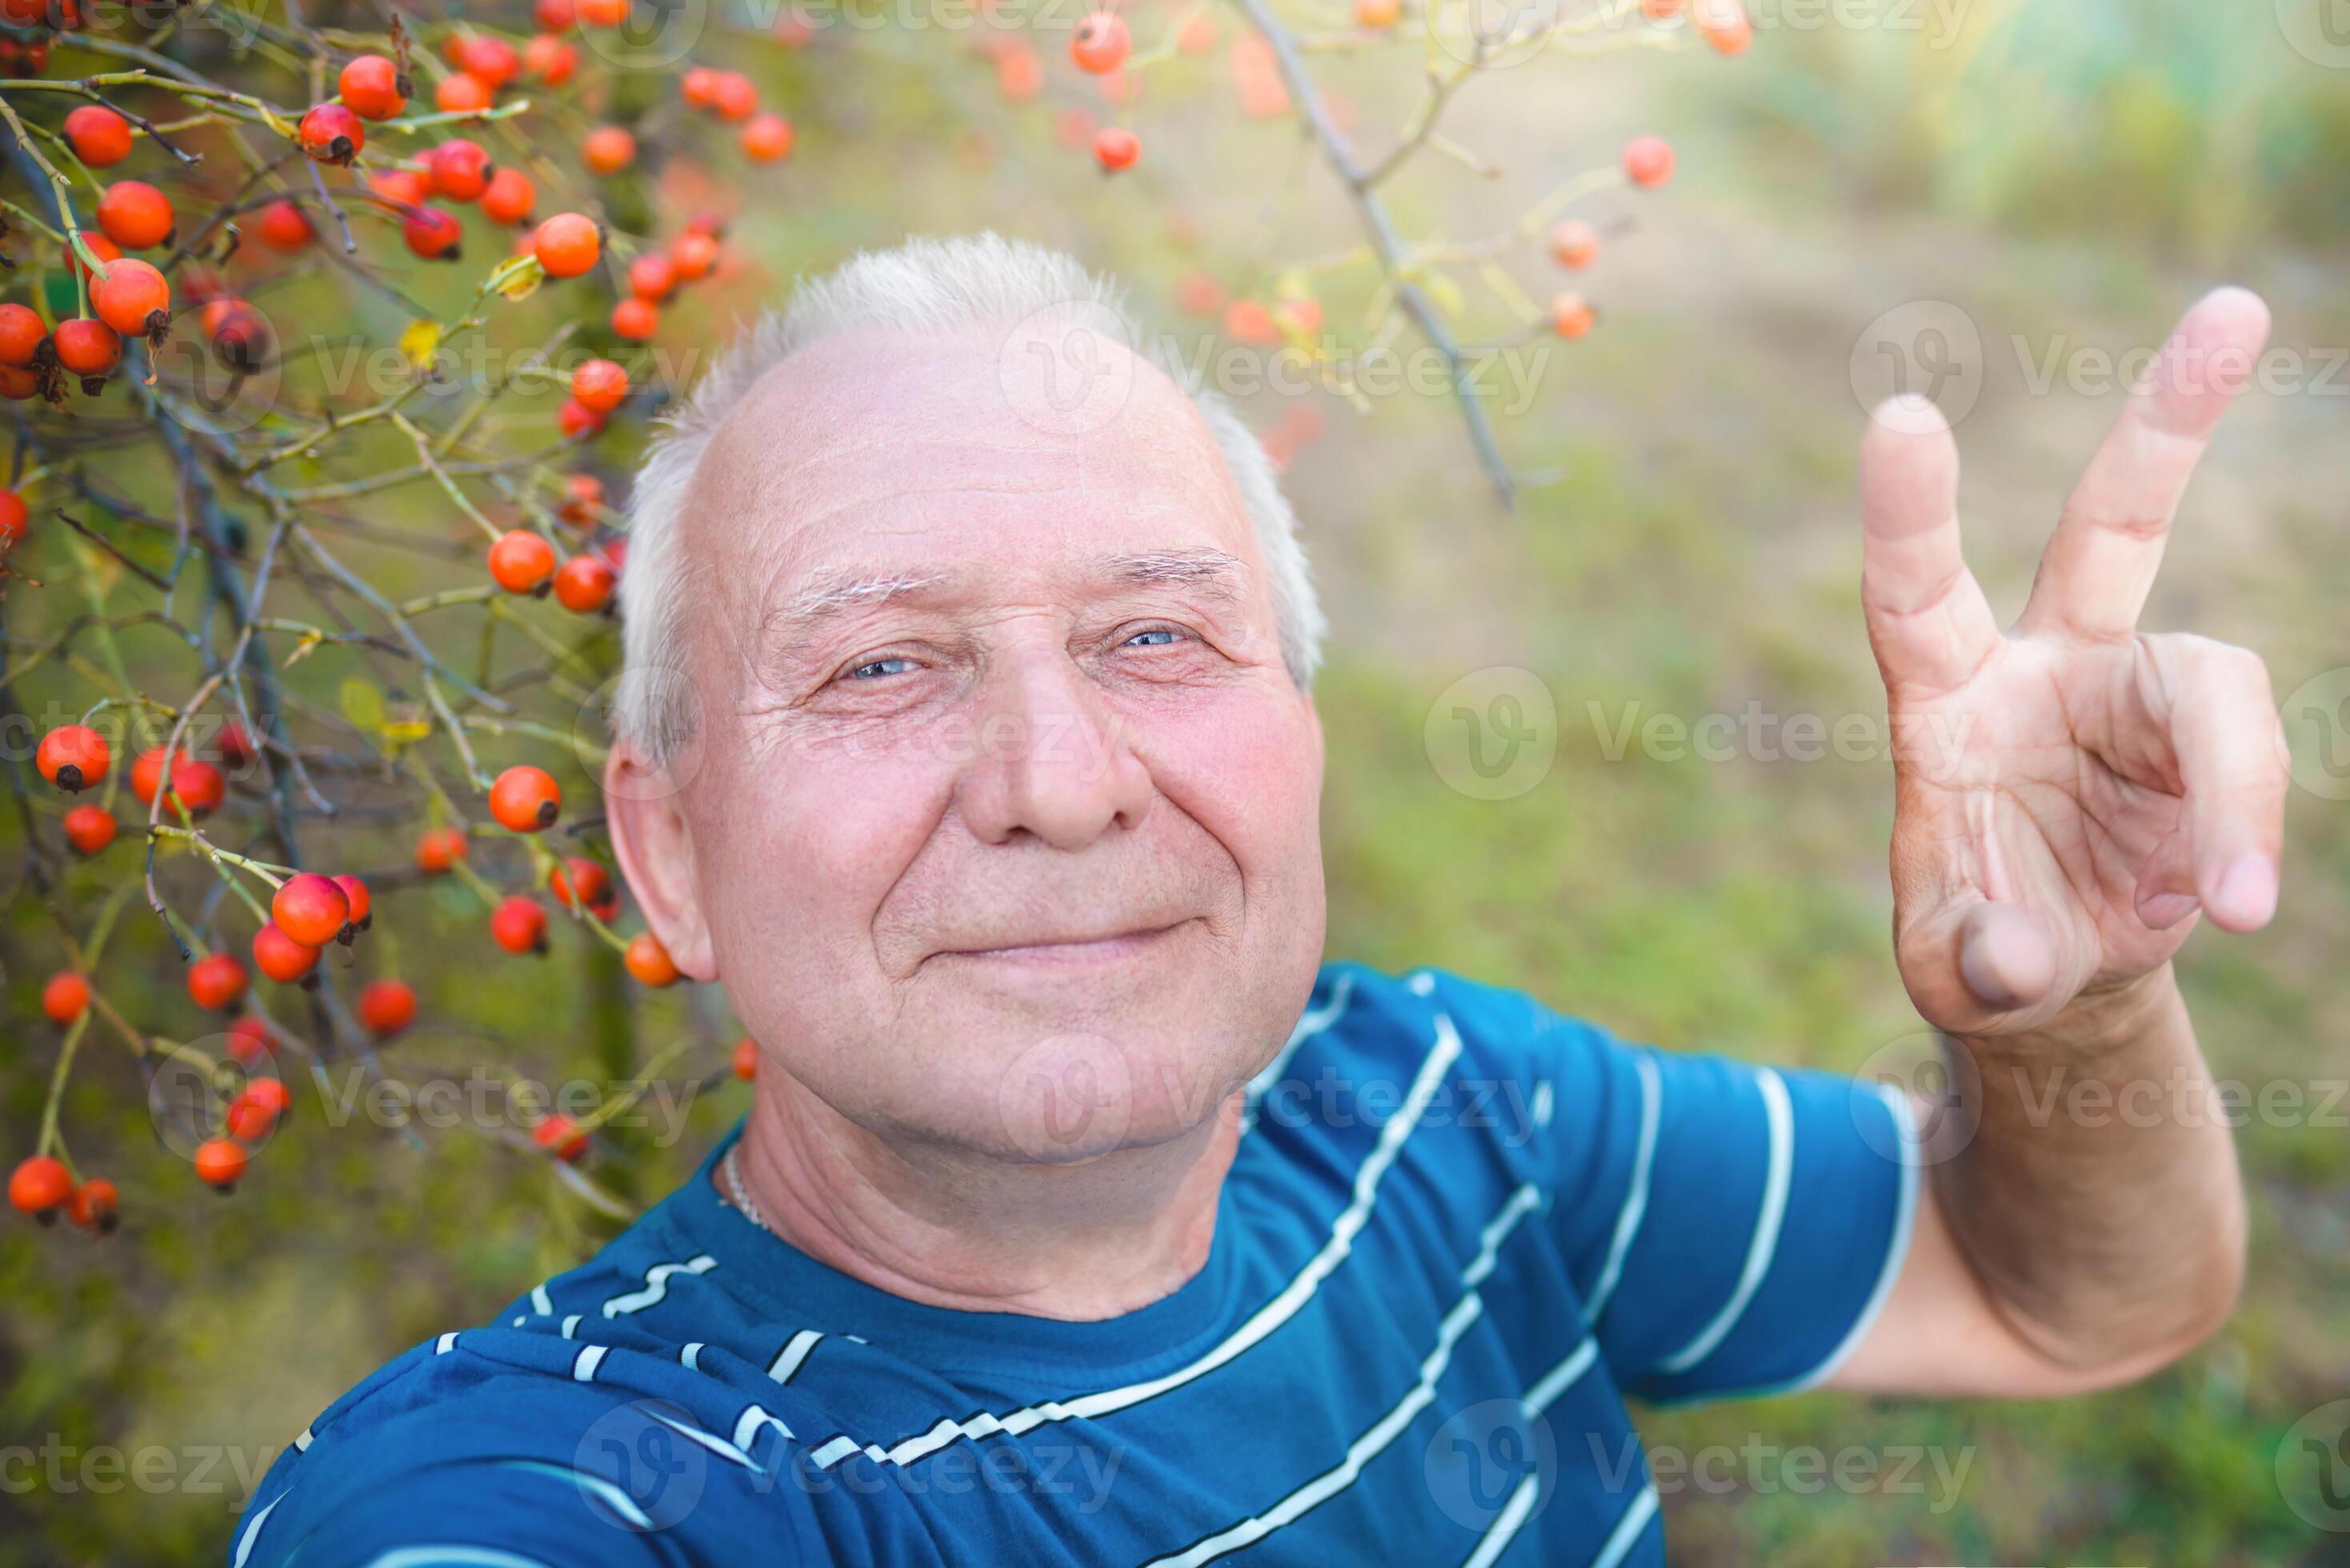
[927,918,1195,964]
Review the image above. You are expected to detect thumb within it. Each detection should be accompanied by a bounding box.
[1903,899,2060,1026]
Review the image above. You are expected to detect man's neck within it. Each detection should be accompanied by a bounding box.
[721,1073,1241,1321]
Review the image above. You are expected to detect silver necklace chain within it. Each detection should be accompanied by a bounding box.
[723,1143,772,1235]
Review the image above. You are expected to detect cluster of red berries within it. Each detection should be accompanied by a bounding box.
[8,1156,118,1232]
[603,212,729,346]
[679,66,794,164]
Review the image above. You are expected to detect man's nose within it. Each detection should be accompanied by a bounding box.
[955,655,1153,850]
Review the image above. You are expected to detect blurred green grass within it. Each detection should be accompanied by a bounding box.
[8,1,2350,1561]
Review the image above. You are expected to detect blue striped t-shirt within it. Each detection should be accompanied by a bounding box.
[230,962,1916,1566]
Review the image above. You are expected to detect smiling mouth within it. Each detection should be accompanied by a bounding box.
[932,918,1195,965]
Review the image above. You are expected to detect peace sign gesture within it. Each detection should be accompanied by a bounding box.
[1860,287,2289,1037]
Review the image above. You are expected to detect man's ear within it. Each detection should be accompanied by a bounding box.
[603,741,720,982]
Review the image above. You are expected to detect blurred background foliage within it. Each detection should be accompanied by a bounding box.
[5,0,2350,1562]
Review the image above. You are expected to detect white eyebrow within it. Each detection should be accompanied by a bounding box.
[1107,548,1247,598]
[784,569,951,621]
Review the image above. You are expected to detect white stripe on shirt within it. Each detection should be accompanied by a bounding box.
[1138,1178,1542,1567]
[1582,1051,1661,1326]
[837,1014,1466,1471]
[1654,1067,1793,1376]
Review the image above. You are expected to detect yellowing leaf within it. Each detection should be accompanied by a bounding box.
[378,719,432,746]
[497,264,542,303]
[398,318,442,367]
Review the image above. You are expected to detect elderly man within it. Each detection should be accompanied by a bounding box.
[233,235,2283,1566]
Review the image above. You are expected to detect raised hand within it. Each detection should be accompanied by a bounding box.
[1859,287,2289,1037]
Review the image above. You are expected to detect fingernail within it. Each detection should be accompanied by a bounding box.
[2213,852,2279,928]
[2136,892,2200,931]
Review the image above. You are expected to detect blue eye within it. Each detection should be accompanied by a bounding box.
[1123,629,1182,648]
[847,658,916,681]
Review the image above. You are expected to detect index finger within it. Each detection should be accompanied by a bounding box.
[2017,287,2272,642]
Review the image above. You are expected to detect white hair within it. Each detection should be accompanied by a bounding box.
[613,232,1325,765]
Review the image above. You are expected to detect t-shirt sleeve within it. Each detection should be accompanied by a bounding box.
[229,1372,829,1568]
[1435,974,1919,1405]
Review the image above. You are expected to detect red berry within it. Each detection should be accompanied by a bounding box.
[37,725,109,792]
[732,1037,757,1080]
[488,765,561,831]
[52,318,122,382]
[488,529,556,594]
[537,0,577,25]
[610,298,659,342]
[710,72,757,122]
[741,114,793,162]
[95,181,174,249]
[402,206,464,261]
[10,1155,72,1218]
[1094,127,1140,172]
[356,978,417,1035]
[332,874,372,938]
[338,53,408,119]
[548,855,611,910]
[64,106,132,167]
[42,971,90,1025]
[0,489,24,550]
[199,299,271,372]
[532,1114,587,1162]
[524,34,578,86]
[141,754,223,815]
[557,473,606,527]
[671,230,718,281]
[271,873,350,947]
[624,931,679,987]
[1071,12,1131,73]
[68,1177,118,1231]
[186,952,249,1010]
[1547,219,1600,269]
[415,825,468,873]
[427,139,496,202]
[570,358,628,414]
[490,894,550,954]
[226,1016,274,1066]
[627,254,675,302]
[1549,292,1595,339]
[299,102,366,165]
[63,804,116,854]
[226,1078,290,1140]
[435,72,493,114]
[582,125,636,175]
[1623,134,1675,188]
[458,33,520,90]
[482,166,536,225]
[579,0,627,24]
[251,922,322,984]
[257,199,314,251]
[558,396,607,438]
[194,1138,247,1190]
[552,554,616,613]
[92,258,170,338]
[533,213,601,278]
[0,304,45,367]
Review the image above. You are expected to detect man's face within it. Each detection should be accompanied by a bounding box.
[613,320,1327,1162]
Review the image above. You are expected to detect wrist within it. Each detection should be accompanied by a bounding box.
[1955,962,2183,1064]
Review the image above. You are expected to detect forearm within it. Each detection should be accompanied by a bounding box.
[1927,963,2247,1372]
